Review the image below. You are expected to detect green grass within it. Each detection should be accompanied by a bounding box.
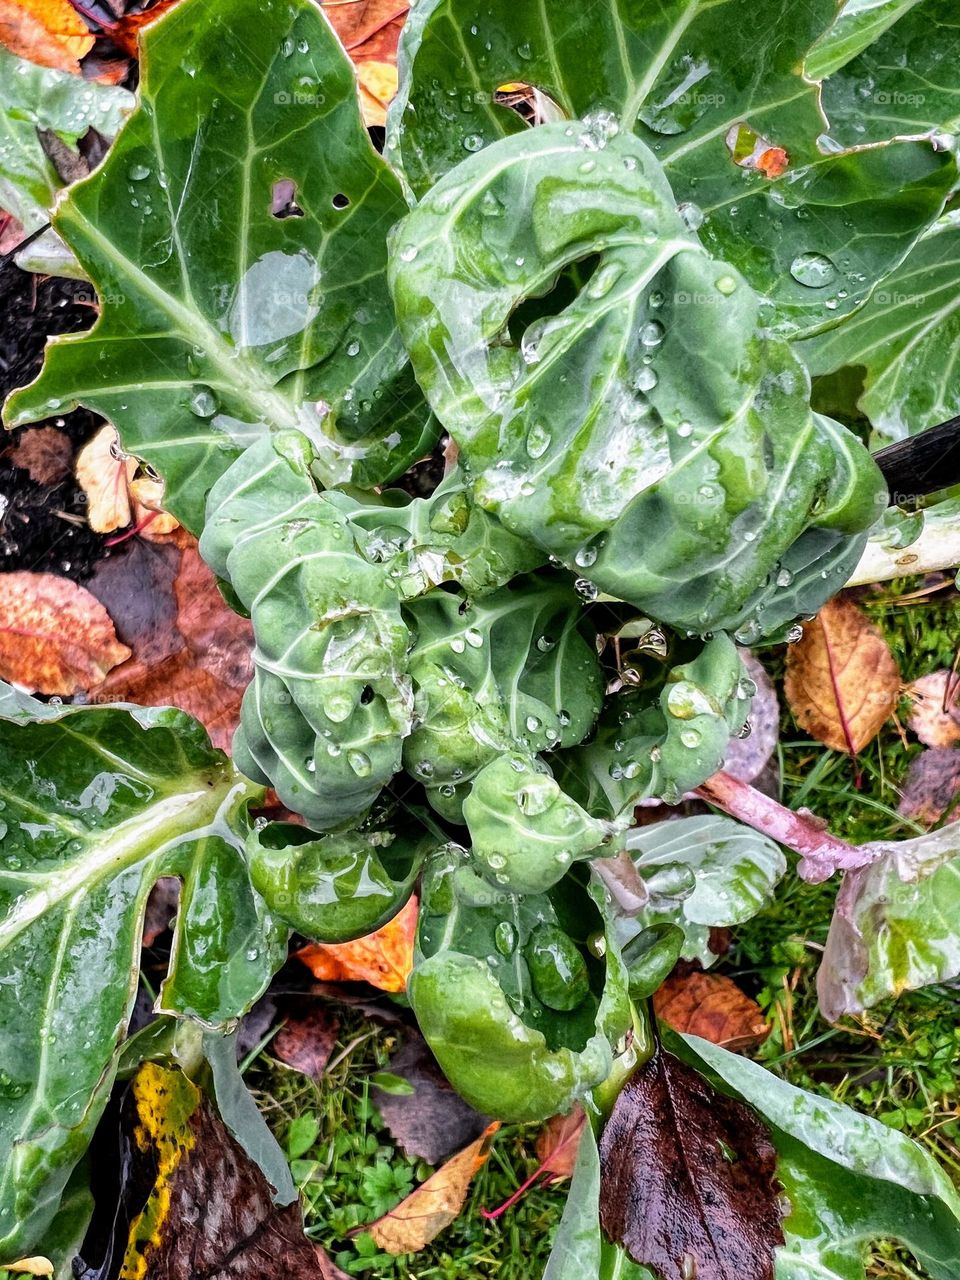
[249,580,960,1279]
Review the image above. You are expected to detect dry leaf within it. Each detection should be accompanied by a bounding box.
[653,970,769,1051]
[356,60,397,126]
[0,571,130,694]
[534,1107,585,1181]
[7,427,72,485]
[272,1005,340,1079]
[75,424,136,533]
[0,0,93,72]
[784,596,900,755]
[898,748,960,826]
[4,1261,53,1276]
[297,895,418,993]
[906,670,960,747]
[367,1122,499,1254]
[322,0,407,125]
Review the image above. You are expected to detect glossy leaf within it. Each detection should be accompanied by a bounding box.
[802,212,960,439]
[621,815,786,964]
[246,821,431,942]
[389,0,955,334]
[0,691,285,1259]
[555,634,749,817]
[3,0,431,532]
[200,432,413,830]
[390,125,886,635]
[816,0,960,146]
[408,848,631,1122]
[403,578,601,819]
[0,47,132,236]
[677,1034,960,1280]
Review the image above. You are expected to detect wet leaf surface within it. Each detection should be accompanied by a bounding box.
[784,596,900,755]
[599,1045,784,1280]
[0,570,130,692]
[653,970,770,1051]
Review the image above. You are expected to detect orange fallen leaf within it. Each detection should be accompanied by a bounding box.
[102,0,180,57]
[756,146,789,179]
[0,0,93,71]
[653,970,769,1052]
[322,0,407,126]
[356,59,398,127]
[367,1121,499,1254]
[783,596,900,758]
[906,669,960,748]
[297,895,418,993]
[0,572,130,694]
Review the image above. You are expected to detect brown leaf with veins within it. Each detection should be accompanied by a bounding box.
[297,895,417,993]
[898,748,960,826]
[600,1047,784,1280]
[273,1005,340,1079]
[7,427,72,485]
[367,1121,499,1254]
[784,596,899,755]
[0,572,130,693]
[906,670,960,748]
[0,0,93,71]
[653,970,770,1051]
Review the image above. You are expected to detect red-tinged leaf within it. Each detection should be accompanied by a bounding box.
[103,0,181,56]
[0,571,130,693]
[272,1005,340,1079]
[599,1046,784,1280]
[535,1107,585,1180]
[653,970,770,1052]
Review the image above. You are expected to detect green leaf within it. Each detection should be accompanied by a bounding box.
[200,432,413,831]
[390,124,886,635]
[555,634,749,816]
[621,814,787,964]
[408,849,630,1122]
[802,212,960,438]
[0,693,285,1259]
[389,0,955,335]
[246,822,429,941]
[676,1034,960,1280]
[815,0,960,145]
[3,0,431,532]
[464,754,621,894]
[0,47,133,236]
[819,826,960,1019]
[403,577,602,819]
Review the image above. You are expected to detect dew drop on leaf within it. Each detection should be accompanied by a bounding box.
[789,252,838,288]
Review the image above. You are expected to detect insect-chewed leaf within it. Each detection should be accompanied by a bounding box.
[599,1046,784,1280]
[3,0,433,532]
[390,126,886,637]
[784,597,900,754]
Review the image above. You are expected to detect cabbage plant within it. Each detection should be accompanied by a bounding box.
[3,0,960,1275]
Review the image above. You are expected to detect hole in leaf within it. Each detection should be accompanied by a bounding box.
[332,192,350,209]
[724,122,789,178]
[494,82,566,127]
[360,684,375,705]
[271,178,304,219]
[505,253,601,348]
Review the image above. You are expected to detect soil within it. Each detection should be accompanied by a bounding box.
[0,257,108,579]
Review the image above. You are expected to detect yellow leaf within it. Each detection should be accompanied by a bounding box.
[75,424,136,533]
[5,1259,54,1276]
[368,1122,499,1254]
[0,0,93,72]
[356,59,397,127]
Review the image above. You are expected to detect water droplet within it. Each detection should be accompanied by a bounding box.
[640,319,665,348]
[525,423,552,458]
[463,133,484,152]
[785,623,804,643]
[324,692,355,723]
[677,421,693,438]
[346,339,360,356]
[635,366,658,392]
[776,568,793,587]
[128,163,151,181]
[680,728,701,748]
[677,201,704,231]
[526,715,541,733]
[464,627,483,648]
[495,921,517,955]
[526,925,589,1011]
[789,252,837,288]
[536,634,555,652]
[399,244,418,262]
[189,385,218,417]
[715,274,737,295]
[574,578,598,602]
[348,750,372,777]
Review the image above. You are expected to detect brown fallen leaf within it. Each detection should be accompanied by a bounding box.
[297,895,418,993]
[366,1121,499,1254]
[114,1062,327,1280]
[75,424,178,537]
[372,1032,490,1165]
[898,748,960,826]
[272,1005,340,1079]
[535,1106,585,1180]
[784,596,900,757]
[0,0,94,72]
[322,0,407,126]
[600,1047,784,1280]
[906,670,960,748]
[102,0,181,56]
[653,970,770,1052]
[6,427,72,485]
[0,571,130,694]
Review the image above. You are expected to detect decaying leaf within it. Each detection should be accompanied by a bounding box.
[599,1047,784,1280]
[366,1122,499,1254]
[906,670,960,748]
[118,1061,325,1280]
[272,1005,340,1079]
[76,424,178,537]
[103,0,181,56]
[721,650,780,788]
[356,60,398,126]
[6,426,72,485]
[653,970,770,1051]
[0,571,130,693]
[784,597,900,755]
[372,1033,490,1164]
[535,1107,585,1181]
[898,748,960,826]
[0,0,93,72]
[321,0,407,126]
[297,895,418,993]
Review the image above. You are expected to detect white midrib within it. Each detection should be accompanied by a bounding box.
[0,779,250,951]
